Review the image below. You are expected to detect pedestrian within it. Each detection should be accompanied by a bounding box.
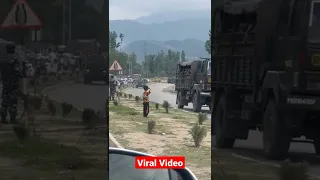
[109,75,117,100]
[0,44,24,124]
[142,85,151,117]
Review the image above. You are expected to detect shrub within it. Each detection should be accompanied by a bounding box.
[162,100,170,113]
[135,96,140,102]
[13,124,29,145]
[189,123,207,147]
[47,100,56,116]
[198,113,207,125]
[124,93,127,98]
[147,120,156,134]
[61,102,73,118]
[113,100,118,106]
[128,94,133,99]
[118,92,123,97]
[155,103,159,110]
[82,108,95,126]
[28,95,42,110]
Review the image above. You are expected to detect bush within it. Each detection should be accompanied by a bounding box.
[147,120,156,134]
[189,123,207,147]
[128,94,133,99]
[28,96,42,110]
[198,113,207,125]
[13,124,29,145]
[278,161,308,180]
[135,96,140,102]
[118,92,123,97]
[162,100,170,113]
[124,93,127,98]
[61,102,73,118]
[155,103,159,110]
[113,100,118,106]
[82,108,95,126]
[47,100,56,116]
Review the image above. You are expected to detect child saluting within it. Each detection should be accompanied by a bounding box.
[142,85,151,117]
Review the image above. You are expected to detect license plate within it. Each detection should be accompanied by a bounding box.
[311,54,320,66]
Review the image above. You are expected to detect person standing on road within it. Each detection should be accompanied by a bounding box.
[142,85,151,117]
[0,44,24,124]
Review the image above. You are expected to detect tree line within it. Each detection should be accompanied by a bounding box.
[142,29,211,77]
[109,28,211,77]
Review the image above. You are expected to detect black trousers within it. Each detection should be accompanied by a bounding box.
[143,102,149,117]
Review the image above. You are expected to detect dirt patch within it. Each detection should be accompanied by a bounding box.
[109,97,211,180]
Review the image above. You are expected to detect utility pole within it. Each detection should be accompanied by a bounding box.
[144,41,147,78]
[69,0,72,40]
[62,2,66,45]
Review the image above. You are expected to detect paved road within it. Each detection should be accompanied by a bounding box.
[41,82,320,176]
[43,82,119,147]
[124,83,211,114]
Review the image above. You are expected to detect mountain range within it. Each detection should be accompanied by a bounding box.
[109,10,211,61]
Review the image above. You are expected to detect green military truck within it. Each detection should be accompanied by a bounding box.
[175,59,211,112]
[212,0,320,159]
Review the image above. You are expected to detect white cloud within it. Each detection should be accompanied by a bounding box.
[109,0,210,20]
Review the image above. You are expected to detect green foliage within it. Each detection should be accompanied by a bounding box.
[61,102,73,118]
[205,29,211,54]
[189,123,207,147]
[109,31,141,74]
[162,100,170,113]
[147,120,156,134]
[198,113,207,125]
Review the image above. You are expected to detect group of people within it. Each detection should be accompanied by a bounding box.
[0,44,25,124]
[109,74,151,117]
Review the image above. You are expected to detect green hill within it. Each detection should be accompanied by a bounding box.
[123,39,208,62]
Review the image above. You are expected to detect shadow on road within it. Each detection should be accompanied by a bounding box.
[212,140,320,165]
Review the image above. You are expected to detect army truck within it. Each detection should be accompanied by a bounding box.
[212,0,320,159]
[175,59,211,112]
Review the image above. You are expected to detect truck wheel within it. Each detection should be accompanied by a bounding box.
[313,134,320,155]
[214,94,235,148]
[263,99,290,160]
[177,91,184,109]
[192,91,201,112]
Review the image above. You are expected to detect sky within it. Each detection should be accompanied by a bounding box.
[109,0,211,20]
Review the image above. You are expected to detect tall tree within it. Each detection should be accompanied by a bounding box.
[181,50,186,62]
[205,29,211,54]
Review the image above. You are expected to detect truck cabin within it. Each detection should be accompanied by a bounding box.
[213,0,320,92]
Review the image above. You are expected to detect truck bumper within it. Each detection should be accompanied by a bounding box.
[284,96,320,110]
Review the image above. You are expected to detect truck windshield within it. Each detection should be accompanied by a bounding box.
[207,61,211,75]
[309,0,320,42]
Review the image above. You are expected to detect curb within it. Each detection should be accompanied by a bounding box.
[41,81,124,149]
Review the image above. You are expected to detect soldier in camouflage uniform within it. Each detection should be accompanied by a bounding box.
[0,44,23,124]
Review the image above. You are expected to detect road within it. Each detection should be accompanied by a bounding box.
[42,82,320,176]
[124,83,211,115]
[43,82,119,147]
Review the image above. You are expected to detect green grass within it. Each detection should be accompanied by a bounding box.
[0,137,94,171]
[109,103,138,115]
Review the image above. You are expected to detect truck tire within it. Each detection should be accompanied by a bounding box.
[177,91,184,109]
[214,94,235,148]
[313,134,320,155]
[263,99,290,160]
[192,91,201,112]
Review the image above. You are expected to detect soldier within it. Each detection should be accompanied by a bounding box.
[0,44,24,124]
[109,75,117,100]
